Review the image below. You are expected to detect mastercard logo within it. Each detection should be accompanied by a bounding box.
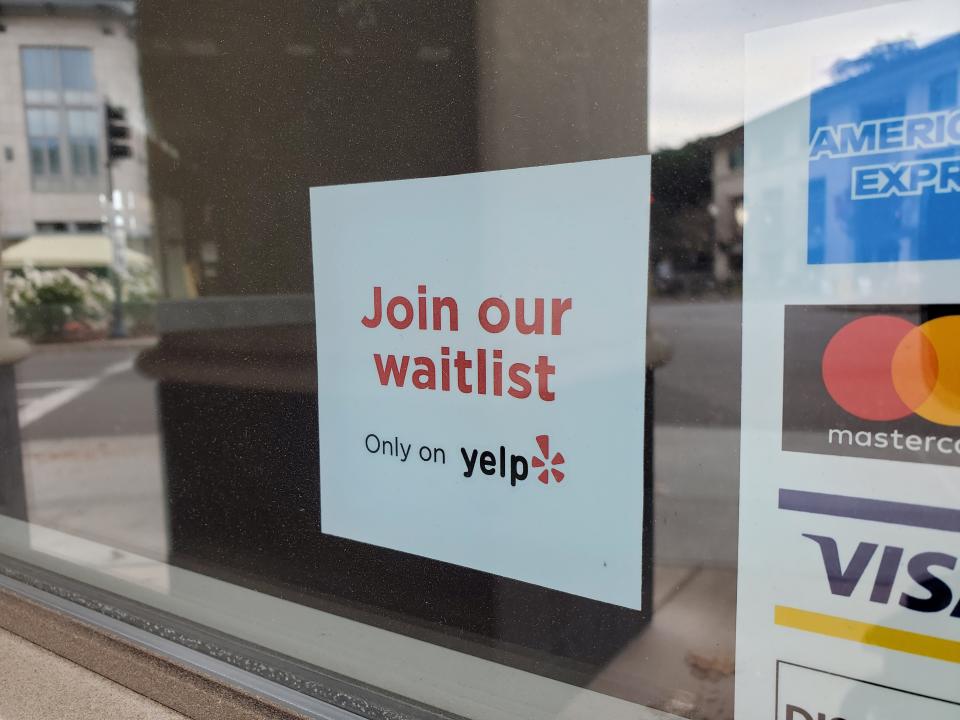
[822,314,960,426]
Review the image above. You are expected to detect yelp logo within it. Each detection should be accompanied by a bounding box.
[460,435,566,487]
[531,434,565,484]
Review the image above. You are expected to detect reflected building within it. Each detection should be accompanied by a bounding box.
[742,33,960,296]
[808,36,960,265]
[710,35,960,286]
[140,1,646,299]
[709,125,744,286]
[0,0,152,254]
[135,0,652,691]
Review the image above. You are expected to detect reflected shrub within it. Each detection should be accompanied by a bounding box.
[4,265,158,341]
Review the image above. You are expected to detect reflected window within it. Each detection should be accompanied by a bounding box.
[929,69,958,110]
[34,220,68,233]
[25,108,60,178]
[727,146,743,171]
[21,47,99,190]
[858,97,906,122]
[67,109,100,177]
[21,47,59,104]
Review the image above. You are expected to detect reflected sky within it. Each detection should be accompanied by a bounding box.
[650,0,954,149]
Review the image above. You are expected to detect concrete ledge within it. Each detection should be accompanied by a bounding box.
[0,625,188,719]
[0,583,313,720]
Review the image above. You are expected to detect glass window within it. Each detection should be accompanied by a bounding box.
[25,109,47,176]
[67,109,100,177]
[728,145,744,170]
[60,48,95,92]
[20,46,99,190]
[24,108,63,177]
[21,47,59,104]
[34,221,69,233]
[0,3,957,720]
[930,69,958,110]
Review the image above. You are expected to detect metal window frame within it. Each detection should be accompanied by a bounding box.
[0,555,459,720]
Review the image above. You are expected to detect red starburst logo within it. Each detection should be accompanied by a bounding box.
[531,434,565,484]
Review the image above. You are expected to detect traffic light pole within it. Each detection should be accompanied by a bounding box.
[104,100,131,339]
[105,156,127,339]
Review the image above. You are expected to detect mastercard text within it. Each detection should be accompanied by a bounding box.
[828,428,960,457]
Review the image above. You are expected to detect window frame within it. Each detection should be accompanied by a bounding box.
[20,45,104,194]
[0,555,426,720]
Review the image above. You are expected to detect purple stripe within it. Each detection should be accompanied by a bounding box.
[779,489,960,533]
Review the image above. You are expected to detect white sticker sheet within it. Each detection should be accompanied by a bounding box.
[738,3,960,718]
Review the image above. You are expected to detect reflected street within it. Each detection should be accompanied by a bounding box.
[16,338,165,560]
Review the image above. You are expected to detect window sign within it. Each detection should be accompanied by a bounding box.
[739,3,960,719]
[310,157,651,609]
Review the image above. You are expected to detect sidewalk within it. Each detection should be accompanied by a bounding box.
[22,433,167,561]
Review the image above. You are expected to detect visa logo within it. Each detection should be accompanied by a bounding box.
[805,534,960,617]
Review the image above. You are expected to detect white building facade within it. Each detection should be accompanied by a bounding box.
[0,1,151,250]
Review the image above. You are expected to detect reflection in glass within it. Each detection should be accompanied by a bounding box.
[0,2,954,720]
[809,35,960,265]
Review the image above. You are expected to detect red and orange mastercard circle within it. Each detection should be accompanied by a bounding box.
[822,315,960,426]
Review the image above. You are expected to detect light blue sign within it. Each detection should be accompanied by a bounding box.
[310,157,651,610]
